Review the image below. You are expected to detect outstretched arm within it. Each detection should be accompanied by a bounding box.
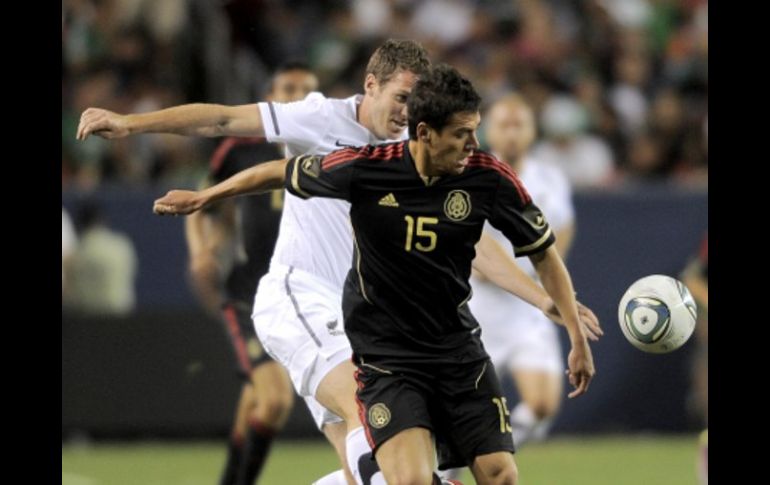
[473,233,602,340]
[153,158,290,215]
[530,246,595,398]
[77,103,264,140]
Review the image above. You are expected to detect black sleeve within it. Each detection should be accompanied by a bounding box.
[488,172,555,257]
[284,148,357,201]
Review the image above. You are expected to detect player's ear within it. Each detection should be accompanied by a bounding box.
[417,122,431,144]
[364,74,378,96]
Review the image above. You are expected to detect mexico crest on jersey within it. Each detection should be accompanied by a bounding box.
[368,403,391,429]
[444,190,471,221]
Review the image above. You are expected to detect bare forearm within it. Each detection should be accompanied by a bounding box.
[125,103,261,137]
[198,158,290,208]
[473,233,550,310]
[532,246,586,343]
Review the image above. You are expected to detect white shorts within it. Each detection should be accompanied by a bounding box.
[252,263,350,429]
[470,281,563,376]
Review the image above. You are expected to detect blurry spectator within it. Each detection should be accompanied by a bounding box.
[572,71,626,158]
[411,0,474,48]
[62,0,707,189]
[648,87,687,173]
[64,202,138,316]
[609,52,651,137]
[625,130,665,180]
[532,95,615,188]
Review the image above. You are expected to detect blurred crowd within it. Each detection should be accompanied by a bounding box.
[62,0,707,191]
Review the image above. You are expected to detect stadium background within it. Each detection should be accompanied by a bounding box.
[62,0,708,483]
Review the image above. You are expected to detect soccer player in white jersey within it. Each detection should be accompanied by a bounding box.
[472,94,584,448]
[77,41,600,485]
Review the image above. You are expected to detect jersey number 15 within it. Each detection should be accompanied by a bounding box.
[404,215,438,252]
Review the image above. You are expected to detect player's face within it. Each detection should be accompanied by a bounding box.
[428,111,481,175]
[366,70,418,140]
[485,100,535,164]
[269,70,319,103]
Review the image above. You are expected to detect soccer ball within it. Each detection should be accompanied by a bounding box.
[618,274,698,353]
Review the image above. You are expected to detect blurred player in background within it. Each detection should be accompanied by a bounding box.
[473,94,579,447]
[186,63,318,485]
[682,233,707,485]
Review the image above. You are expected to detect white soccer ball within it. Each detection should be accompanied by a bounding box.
[618,274,698,353]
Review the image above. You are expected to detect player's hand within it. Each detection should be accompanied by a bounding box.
[566,341,595,398]
[153,190,205,215]
[77,108,130,140]
[541,299,604,341]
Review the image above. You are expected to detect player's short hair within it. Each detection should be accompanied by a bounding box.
[407,64,482,139]
[365,39,431,85]
[265,61,314,95]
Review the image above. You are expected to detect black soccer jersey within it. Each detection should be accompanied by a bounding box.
[285,140,554,363]
[208,137,284,304]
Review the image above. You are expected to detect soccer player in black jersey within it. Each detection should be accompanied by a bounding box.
[155,64,595,485]
[185,63,318,485]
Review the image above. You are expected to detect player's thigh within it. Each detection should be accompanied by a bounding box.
[304,394,344,432]
[233,384,254,435]
[355,366,434,461]
[250,361,294,410]
[470,451,518,485]
[252,267,349,398]
[436,360,516,470]
[511,369,563,418]
[375,427,435,485]
[315,359,360,424]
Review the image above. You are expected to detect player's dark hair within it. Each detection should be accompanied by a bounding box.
[407,64,482,139]
[365,39,431,85]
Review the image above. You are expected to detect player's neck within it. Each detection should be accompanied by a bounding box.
[356,97,377,137]
[408,141,441,178]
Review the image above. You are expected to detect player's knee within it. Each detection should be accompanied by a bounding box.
[255,391,294,427]
[382,466,434,485]
[530,400,559,420]
[484,460,518,485]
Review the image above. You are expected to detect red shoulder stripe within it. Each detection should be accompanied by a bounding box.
[322,147,361,170]
[467,153,531,204]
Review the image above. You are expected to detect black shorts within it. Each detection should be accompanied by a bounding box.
[353,356,516,470]
[221,301,273,381]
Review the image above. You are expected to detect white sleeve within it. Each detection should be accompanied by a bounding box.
[257,92,330,154]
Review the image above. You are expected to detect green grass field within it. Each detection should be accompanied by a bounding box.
[62,435,701,485]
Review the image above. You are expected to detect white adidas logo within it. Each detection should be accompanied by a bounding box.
[378,193,399,207]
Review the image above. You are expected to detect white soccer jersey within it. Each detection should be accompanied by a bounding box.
[470,157,575,371]
[258,92,407,289]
